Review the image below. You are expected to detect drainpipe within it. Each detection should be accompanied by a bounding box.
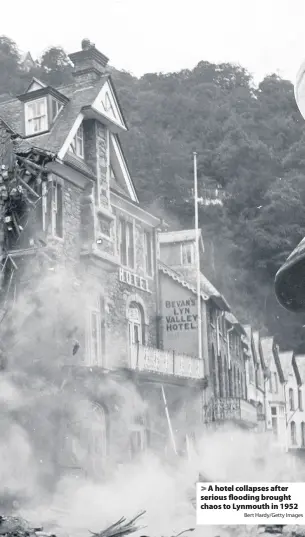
[154,226,161,349]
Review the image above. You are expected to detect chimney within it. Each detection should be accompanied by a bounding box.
[69,39,109,83]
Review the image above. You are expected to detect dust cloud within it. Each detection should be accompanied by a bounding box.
[0,265,303,537]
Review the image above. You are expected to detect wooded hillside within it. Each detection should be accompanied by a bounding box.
[1,36,305,350]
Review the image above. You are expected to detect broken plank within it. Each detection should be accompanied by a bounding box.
[18,177,40,199]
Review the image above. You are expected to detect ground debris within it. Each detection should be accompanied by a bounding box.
[0,516,51,537]
[90,511,147,537]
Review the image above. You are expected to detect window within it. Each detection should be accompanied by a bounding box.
[271,406,278,437]
[69,123,84,158]
[291,421,297,445]
[25,98,48,135]
[273,372,278,394]
[42,175,63,238]
[249,361,254,383]
[52,179,63,238]
[301,422,305,447]
[298,388,303,411]
[119,219,134,269]
[209,307,214,326]
[216,315,221,353]
[87,296,105,367]
[98,215,111,238]
[128,303,144,347]
[103,91,116,118]
[88,404,107,470]
[289,388,295,411]
[130,416,147,456]
[181,242,195,265]
[217,354,224,398]
[269,374,273,393]
[51,98,62,121]
[144,230,153,276]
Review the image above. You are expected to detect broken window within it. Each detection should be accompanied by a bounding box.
[144,230,153,276]
[69,124,84,159]
[119,218,134,269]
[25,98,48,135]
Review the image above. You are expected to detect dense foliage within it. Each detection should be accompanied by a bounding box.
[1,36,305,349]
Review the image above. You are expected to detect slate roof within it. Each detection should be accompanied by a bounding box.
[0,77,108,156]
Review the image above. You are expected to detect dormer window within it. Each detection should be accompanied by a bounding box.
[25,98,48,135]
[69,124,84,159]
[181,242,195,265]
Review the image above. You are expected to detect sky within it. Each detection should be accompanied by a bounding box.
[2,0,305,83]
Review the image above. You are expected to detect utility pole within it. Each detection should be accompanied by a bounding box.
[193,152,202,360]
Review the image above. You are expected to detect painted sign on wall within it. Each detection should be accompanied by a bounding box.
[165,298,198,332]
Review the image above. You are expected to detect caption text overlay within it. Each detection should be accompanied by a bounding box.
[196,483,305,525]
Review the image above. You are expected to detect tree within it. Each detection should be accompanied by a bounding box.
[0,36,21,95]
[39,46,73,86]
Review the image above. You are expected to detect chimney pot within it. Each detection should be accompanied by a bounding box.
[69,41,109,83]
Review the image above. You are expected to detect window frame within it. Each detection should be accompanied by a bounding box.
[128,303,144,346]
[25,97,48,135]
[51,98,63,122]
[289,388,295,411]
[298,388,303,411]
[51,178,64,239]
[42,175,64,239]
[291,420,297,445]
[181,242,195,265]
[301,422,305,447]
[119,217,135,270]
[143,229,153,277]
[69,123,84,159]
[273,372,278,394]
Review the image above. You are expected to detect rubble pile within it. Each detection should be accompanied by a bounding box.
[0,513,146,537]
[0,146,54,253]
